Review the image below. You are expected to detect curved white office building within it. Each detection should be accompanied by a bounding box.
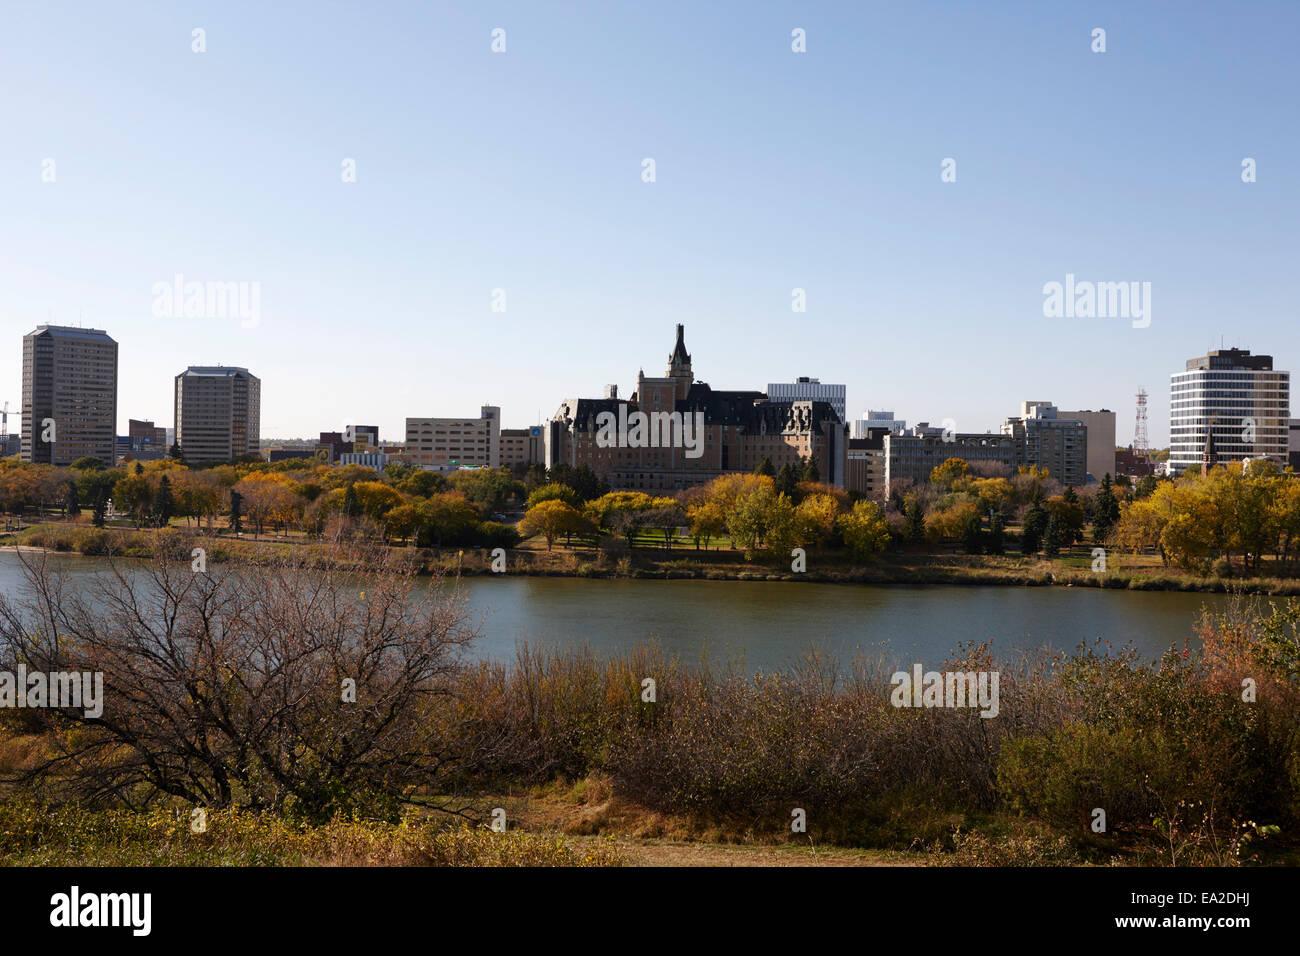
[1169,349,1290,474]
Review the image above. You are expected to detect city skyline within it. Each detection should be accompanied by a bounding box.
[2,2,1297,445]
[6,319,1294,451]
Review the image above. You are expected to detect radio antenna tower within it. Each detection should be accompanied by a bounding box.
[1134,388,1150,461]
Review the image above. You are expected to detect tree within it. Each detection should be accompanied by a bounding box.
[153,474,175,527]
[754,457,775,477]
[962,512,983,555]
[930,457,972,491]
[168,443,185,462]
[796,493,840,548]
[644,502,687,549]
[904,498,926,543]
[1043,514,1062,557]
[839,500,890,560]
[546,463,609,504]
[987,512,1006,555]
[760,493,802,559]
[397,469,447,499]
[342,483,361,519]
[801,457,820,483]
[113,471,154,527]
[527,483,579,510]
[726,484,780,558]
[775,463,799,498]
[1093,474,1121,543]
[233,473,302,537]
[519,499,585,551]
[91,489,107,527]
[229,490,243,534]
[684,488,726,551]
[383,502,424,545]
[70,457,104,471]
[1045,493,1085,547]
[585,491,658,547]
[63,481,80,517]
[1022,501,1047,555]
[448,468,524,518]
[0,546,485,821]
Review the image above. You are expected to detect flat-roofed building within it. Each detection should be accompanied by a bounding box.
[174,366,261,464]
[1001,403,1089,486]
[1022,402,1116,483]
[846,428,889,499]
[851,410,906,439]
[21,325,118,466]
[122,418,168,461]
[767,377,846,423]
[405,406,501,471]
[500,425,544,471]
[884,424,1020,496]
[1170,348,1290,474]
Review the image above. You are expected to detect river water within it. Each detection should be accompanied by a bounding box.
[0,551,1238,673]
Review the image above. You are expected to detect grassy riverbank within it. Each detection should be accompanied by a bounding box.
[2,545,1297,867]
[8,520,1300,595]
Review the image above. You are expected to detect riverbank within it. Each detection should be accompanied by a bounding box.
[7,521,1300,595]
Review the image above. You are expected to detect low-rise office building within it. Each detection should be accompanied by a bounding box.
[405,406,501,471]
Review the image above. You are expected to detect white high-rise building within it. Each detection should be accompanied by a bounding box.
[851,410,907,439]
[767,377,845,422]
[1169,349,1290,474]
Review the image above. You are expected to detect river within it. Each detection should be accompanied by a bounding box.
[0,551,1239,672]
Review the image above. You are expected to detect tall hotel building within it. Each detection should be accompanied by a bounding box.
[1169,348,1290,474]
[548,326,847,491]
[21,325,118,466]
[174,366,261,463]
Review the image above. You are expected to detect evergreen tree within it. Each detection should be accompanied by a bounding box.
[91,490,107,528]
[1043,514,1062,557]
[1093,474,1120,543]
[169,443,186,462]
[1021,501,1047,554]
[229,490,243,534]
[775,463,798,498]
[154,475,175,527]
[343,483,361,519]
[1062,485,1079,505]
[962,513,983,555]
[134,461,145,476]
[904,500,926,542]
[755,457,775,477]
[802,458,820,483]
[987,512,1005,555]
[64,481,80,517]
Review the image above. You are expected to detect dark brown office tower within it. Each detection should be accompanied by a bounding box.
[21,325,118,466]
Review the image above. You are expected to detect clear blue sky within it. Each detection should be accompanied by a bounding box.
[2,0,1296,446]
